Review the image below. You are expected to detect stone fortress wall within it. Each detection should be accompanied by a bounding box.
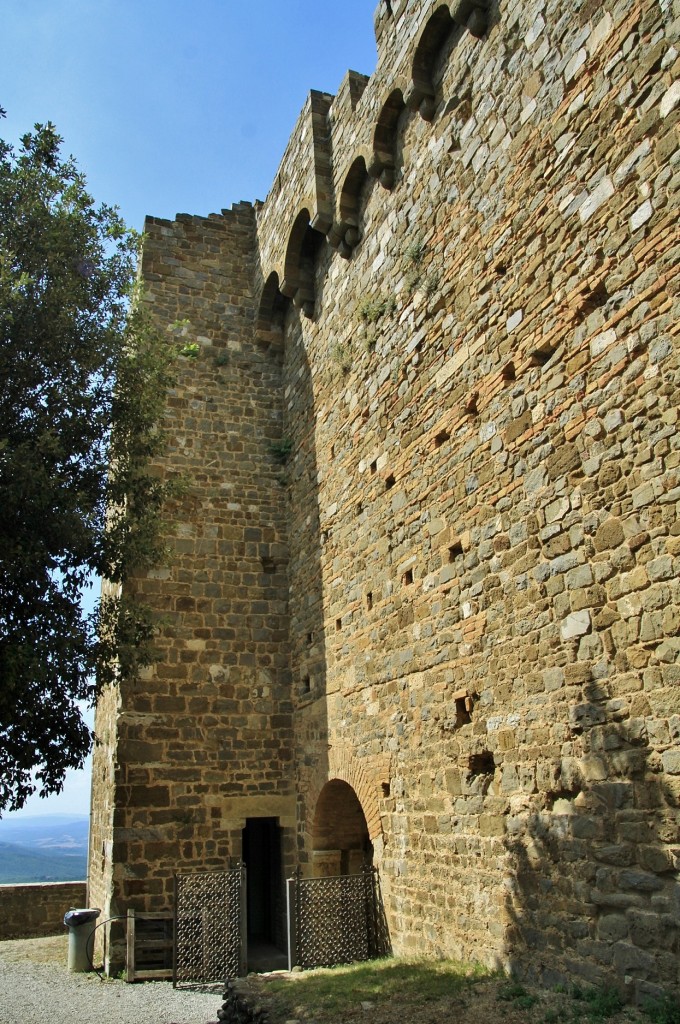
[89,0,680,999]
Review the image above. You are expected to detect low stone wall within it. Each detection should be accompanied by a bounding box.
[0,882,87,940]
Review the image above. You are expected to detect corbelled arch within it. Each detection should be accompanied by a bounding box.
[280,206,326,318]
[370,86,407,189]
[406,0,488,120]
[329,155,372,258]
[408,4,455,120]
[326,146,373,258]
[255,270,289,348]
[281,207,312,300]
[339,155,369,226]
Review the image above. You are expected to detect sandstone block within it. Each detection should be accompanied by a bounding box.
[561,609,591,639]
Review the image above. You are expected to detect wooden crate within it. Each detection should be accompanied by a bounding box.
[125,909,174,982]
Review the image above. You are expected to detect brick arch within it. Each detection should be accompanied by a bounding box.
[305,747,386,847]
[312,780,371,857]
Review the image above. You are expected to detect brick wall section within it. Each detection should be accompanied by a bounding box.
[93,0,680,1000]
[0,882,86,940]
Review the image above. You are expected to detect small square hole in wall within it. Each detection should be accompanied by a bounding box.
[530,343,556,367]
[306,632,314,646]
[455,695,472,727]
[495,263,507,276]
[448,541,463,562]
[370,459,377,475]
[302,675,311,694]
[385,473,395,490]
[434,429,450,448]
[366,591,373,612]
[330,444,335,459]
[335,618,342,632]
[403,568,414,586]
[468,751,494,776]
[356,501,363,517]
[261,556,276,573]
[502,361,516,383]
[381,781,391,798]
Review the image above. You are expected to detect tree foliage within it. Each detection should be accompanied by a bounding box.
[0,116,174,812]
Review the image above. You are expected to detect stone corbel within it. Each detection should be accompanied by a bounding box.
[404,78,437,122]
[328,219,361,258]
[451,0,489,38]
[343,220,361,249]
[310,210,332,235]
[368,152,396,190]
[279,277,298,300]
[292,287,315,319]
[326,220,346,249]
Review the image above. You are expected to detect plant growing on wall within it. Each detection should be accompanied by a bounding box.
[403,236,428,292]
[270,438,293,463]
[331,340,352,373]
[357,294,397,352]
[179,341,200,358]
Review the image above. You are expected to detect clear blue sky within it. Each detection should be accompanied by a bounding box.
[1,0,378,819]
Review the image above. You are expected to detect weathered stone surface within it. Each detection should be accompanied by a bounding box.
[90,0,680,999]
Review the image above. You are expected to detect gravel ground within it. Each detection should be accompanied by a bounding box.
[0,936,223,1024]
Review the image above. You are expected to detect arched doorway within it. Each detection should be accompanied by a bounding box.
[312,779,373,877]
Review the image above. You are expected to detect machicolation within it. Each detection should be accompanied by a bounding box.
[89,0,680,1002]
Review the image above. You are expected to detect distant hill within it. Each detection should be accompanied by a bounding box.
[0,815,89,883]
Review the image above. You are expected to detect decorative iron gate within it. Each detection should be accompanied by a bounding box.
[287,865,390,970]
[173,865,246,985]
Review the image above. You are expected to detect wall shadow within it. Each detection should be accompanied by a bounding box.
[502,678,679,1003]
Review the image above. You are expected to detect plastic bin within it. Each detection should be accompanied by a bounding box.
[63,908,101,972]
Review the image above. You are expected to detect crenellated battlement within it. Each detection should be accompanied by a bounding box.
[255,0,492,318]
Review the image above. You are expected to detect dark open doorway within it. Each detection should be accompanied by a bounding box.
[242,817,287,971]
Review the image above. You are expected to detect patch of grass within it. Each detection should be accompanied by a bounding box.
[498,981,538,1010]
[403,238,426,265]
[642,995,680,1024]
[542,1010,568,1023]
[425,272,439,296]
[570,984,625,1021]
[262,958,492,1020]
